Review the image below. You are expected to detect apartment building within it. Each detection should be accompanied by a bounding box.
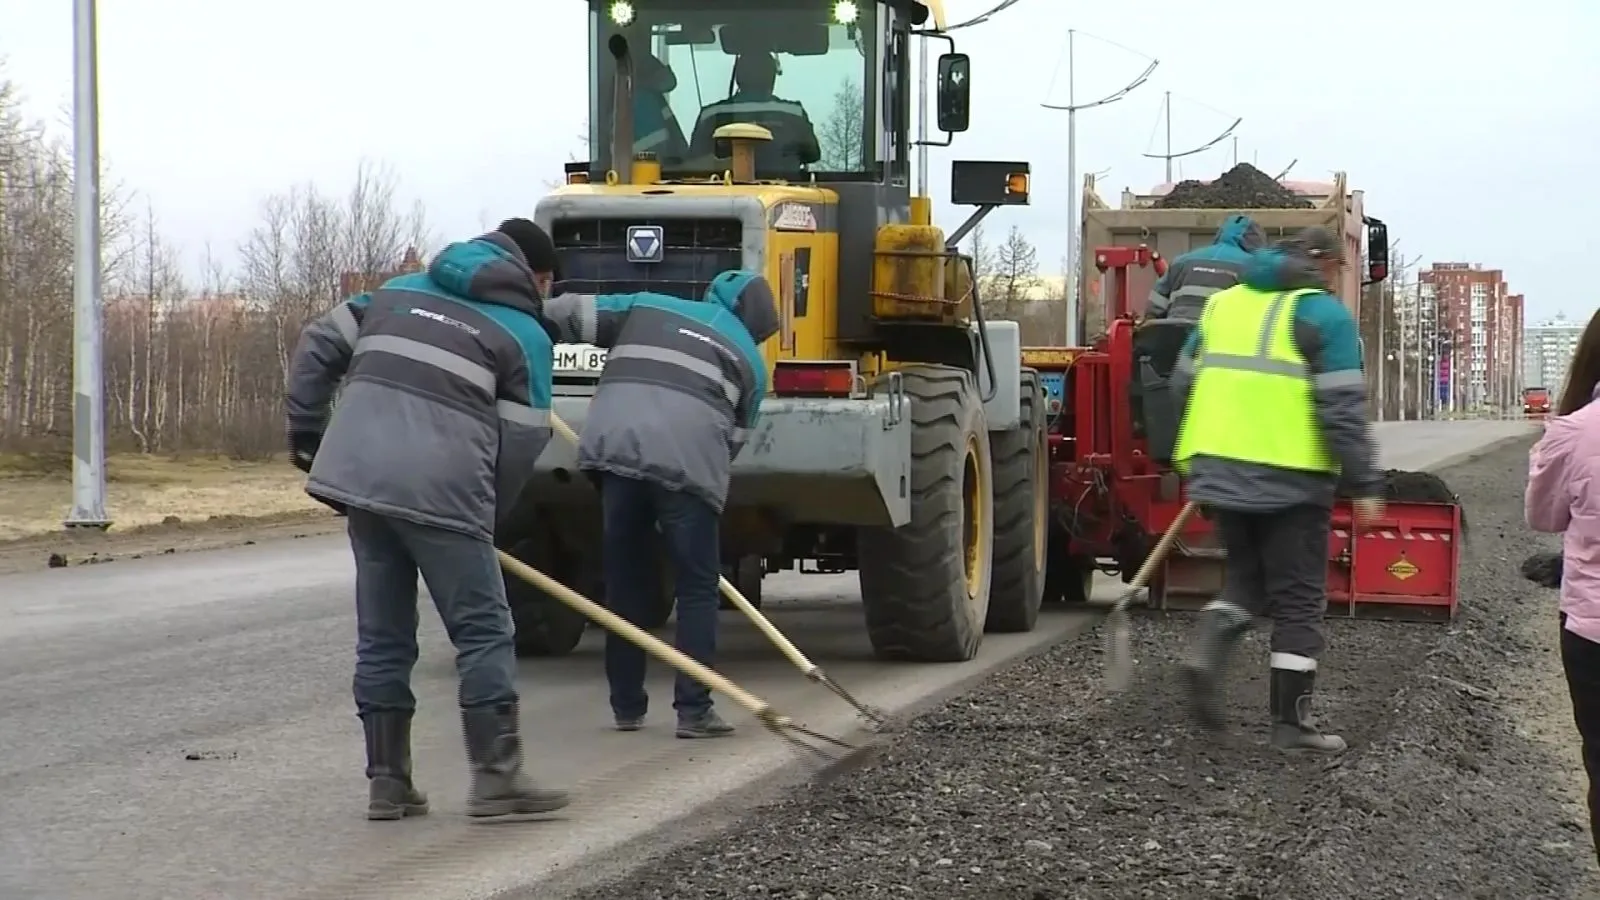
[1524,312,1585,395]
[1418,263,1524,412]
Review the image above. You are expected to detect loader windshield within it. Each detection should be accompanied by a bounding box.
[589,0,879,178]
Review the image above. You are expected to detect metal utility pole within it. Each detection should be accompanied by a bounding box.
[66,0,110,530]
[1041,30,1156,347]
[1143,93,1240,189]
[1164,91,1172,183]
[1376,288,1386,421]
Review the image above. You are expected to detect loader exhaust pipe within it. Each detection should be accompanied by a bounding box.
[608,34,634,185]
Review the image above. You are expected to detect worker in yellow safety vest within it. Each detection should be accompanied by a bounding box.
[1170,226,1385,755]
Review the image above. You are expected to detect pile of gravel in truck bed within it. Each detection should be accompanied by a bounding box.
[1154,163,1313,210]
[567,436,1595,900]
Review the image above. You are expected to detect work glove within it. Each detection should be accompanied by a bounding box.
[288,429,321,474]
[1520,552,1563,589]
[1352,497,1385,524]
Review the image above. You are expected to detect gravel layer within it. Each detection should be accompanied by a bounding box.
[572,437,1591,900]
[1153,163,1313,210]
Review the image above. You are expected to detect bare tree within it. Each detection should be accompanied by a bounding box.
[817,79,865,170]
[0,65,437,460]
[986,226,1040,319]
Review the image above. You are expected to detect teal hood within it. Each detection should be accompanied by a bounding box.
[705,271,780,343]
[1214,214,1266,252]
[427,232,543,315]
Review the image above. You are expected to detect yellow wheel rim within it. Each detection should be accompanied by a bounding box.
[962,435,986,597]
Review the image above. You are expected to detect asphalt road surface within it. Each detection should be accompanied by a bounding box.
[0,419,1534,900]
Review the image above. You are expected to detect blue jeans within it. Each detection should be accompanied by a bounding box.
[346,509,519,716]
[600,474,721,720]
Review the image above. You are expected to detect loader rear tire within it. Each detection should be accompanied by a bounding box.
[858,365,994,662]
[985,369,1047,633]
[503,524,591,658]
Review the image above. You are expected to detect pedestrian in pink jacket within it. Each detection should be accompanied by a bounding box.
[1525,308,1600,864]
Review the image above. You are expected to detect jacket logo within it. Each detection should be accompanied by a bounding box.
[410,307,480,336]
[679,327,736,362]
[626,225,664,263]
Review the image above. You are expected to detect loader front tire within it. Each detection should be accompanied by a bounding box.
[858,365,994,662]
[503,523,590,658]
[985,369,1047,633]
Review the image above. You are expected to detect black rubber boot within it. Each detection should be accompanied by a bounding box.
[362,711,429,821]
[461,703,572,818]
[1180,599,1254,732]
[1270,667,1347,754]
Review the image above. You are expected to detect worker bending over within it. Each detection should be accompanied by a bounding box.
[1147,213,1265,321]
[544,272,779,738]
[1171,226,1384,754]
[285,219,571,819]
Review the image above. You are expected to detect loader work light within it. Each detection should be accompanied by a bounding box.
[609,1,635,25]
[833,1,859,23]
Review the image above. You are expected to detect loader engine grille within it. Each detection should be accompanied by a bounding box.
[551,217,743,302]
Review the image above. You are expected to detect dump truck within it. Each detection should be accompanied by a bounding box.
[502,0,1048,664]
[1077,172,1387,341]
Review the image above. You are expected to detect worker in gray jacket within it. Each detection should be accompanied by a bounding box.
[543,271,779,738]
[1147,214,1266,321]
[285,219,570,820]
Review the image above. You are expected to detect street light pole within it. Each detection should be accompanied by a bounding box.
[66,0,110,530]
[1040,30,1155,347]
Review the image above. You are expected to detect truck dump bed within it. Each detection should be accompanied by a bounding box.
[1078,172,1366,340]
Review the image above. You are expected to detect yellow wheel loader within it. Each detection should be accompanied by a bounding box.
[500,0,1045,663]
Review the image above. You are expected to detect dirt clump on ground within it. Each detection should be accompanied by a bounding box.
[1154,163,1313,210]
[568,436,1595,900]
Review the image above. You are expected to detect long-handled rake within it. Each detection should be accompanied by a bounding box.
[1103,500,1198,693]
[497,549,854,760]
[549,414,889,730]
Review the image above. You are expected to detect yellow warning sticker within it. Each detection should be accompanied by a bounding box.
[1387,558,1419,580]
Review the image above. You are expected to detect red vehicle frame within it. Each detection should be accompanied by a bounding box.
[1023,246,1460,621]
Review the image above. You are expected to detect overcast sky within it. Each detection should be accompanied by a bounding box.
[0,0,1592,322]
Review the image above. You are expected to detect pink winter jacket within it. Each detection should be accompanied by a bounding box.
[1527,401,1600,643]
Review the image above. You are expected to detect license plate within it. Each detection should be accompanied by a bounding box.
[555,344,607,372]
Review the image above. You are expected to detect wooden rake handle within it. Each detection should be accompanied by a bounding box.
[548,413,820,676]
[496,548,774,719]
[1126,501,1199,592]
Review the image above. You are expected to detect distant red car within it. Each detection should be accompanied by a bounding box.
[1524,387,1551,419]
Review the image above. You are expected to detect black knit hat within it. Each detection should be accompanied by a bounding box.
[497,218,561,278]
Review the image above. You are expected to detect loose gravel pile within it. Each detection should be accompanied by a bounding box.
[1154,163,1313,210]
[573,436,1592,900]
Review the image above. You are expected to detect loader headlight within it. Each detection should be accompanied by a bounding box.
[833,1,858,24]
[609,1,635,25]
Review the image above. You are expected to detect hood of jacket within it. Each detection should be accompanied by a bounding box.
[705,270,780,343]
[1213,214,1266,253]
[1242,246,1329,293]
[427,232,543,317]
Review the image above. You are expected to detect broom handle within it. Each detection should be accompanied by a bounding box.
[548,413,821,675]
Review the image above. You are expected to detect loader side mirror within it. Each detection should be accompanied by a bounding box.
[1365,219,1389,284]
[936,53,971,133]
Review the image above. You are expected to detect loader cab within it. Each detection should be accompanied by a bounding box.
[585,0,964,185]
[578,0,980,347]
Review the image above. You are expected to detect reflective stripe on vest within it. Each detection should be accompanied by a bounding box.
[1172,285,1336,475]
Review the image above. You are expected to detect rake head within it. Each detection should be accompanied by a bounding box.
[756,709,858,762]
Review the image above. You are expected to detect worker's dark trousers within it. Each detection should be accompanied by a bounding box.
[1560,614,1600,865]
[346,509,519,716]
[1213,503,1331,663]
[600,474,721,720]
